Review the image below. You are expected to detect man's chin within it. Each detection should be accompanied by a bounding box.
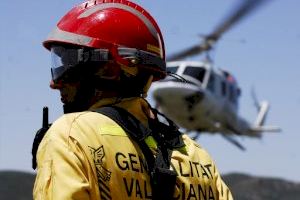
[60,97,68,104]
[60,93,72,104]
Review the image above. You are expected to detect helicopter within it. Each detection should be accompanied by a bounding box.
[150,0,281,150]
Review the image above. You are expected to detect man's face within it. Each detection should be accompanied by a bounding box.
[50,79,86,113]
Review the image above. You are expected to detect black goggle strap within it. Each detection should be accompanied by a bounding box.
[52,47,165,81]
[117,47,166,71]
[57,47,164,68]
[111,47,166,77]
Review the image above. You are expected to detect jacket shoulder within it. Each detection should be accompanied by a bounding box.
[180,134,217,163]
[43,111,122,144]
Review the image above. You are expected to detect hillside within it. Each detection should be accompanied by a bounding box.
[223,173,300,200]
[0,170,35,200]
[1,170,300,199]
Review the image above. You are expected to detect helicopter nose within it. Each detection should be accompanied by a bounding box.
[185,92,204,111]
[154,95,164,105]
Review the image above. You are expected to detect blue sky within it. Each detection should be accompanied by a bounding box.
[1,0,300,182]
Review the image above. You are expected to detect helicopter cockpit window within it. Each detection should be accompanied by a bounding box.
[167,67,179,74]
[183,66,206,82]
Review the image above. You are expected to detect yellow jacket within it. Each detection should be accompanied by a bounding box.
[33,97,233,200]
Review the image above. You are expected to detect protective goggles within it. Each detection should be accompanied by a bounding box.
[50,45,166,81]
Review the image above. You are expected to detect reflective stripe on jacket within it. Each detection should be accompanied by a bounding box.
[33,97,233,200]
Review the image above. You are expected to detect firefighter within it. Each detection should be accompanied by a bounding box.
[33,0,233,199]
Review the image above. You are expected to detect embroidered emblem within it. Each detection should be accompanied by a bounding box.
[89,145,112,199]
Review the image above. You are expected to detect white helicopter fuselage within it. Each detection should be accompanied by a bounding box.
[151,61,266,137]
[152,81,223,132]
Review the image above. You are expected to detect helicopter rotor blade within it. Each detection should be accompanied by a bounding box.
[251,86,260,111]
[167,43,210,61]
[211,0,268,41]
[167,0,269,61]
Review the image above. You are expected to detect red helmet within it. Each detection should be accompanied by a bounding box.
[44,0,166,81]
